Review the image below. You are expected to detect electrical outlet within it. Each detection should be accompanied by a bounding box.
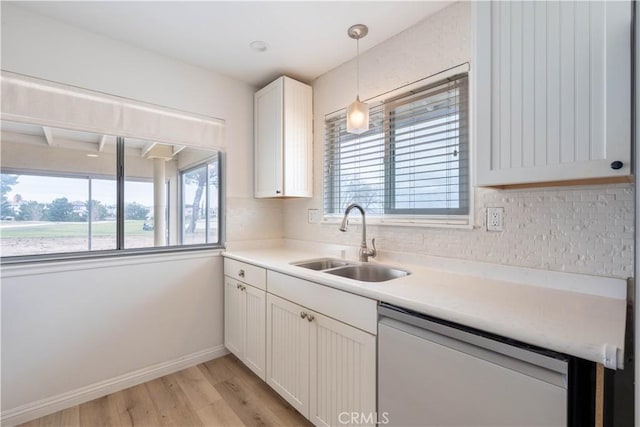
[487,207,504,231]
[308,209,321,224]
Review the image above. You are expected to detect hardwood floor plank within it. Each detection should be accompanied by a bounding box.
[56,405,81,427]
[196,399,247,427]
[79,395,122,427]
[18,356,312,427]
[214,379,275,427]
[145,375,203,426]
[175,366,223,411]
[117,382,164,426]
[106,389,135,427]
[223,356,311,427]
[198,356,235,386]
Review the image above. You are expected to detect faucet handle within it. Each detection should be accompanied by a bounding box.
[370,238,377,258]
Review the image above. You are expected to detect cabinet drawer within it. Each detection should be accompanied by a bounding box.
[224,258,266,290]
[267,270,377,335]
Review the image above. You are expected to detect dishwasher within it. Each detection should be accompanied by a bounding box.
[378,303,575,427]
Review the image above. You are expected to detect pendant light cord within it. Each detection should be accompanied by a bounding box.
[356,36,360,100]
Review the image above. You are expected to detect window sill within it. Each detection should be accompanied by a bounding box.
[321,216,475,230]
[0,244,224,266]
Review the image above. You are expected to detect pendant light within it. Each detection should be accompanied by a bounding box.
[346,24,369,134]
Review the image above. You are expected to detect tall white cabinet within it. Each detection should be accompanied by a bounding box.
[474,1,632,186]
[254,76,313,198]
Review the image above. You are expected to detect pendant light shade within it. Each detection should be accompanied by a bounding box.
[346,24,369,135]
[347,96,369,134]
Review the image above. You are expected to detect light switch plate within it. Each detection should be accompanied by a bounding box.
[487,207,504,231]
[308,209,321,224]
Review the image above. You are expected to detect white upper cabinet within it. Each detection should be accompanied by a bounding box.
[474,1,632,186]
[254,76,313,198]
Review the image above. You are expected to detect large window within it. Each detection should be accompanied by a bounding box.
[324,73,469,222]
[0,121,223,259]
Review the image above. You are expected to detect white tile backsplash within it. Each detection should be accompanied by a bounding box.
[283,183,634,278]
[227,197,284,241]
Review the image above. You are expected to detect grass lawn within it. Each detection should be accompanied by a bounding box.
[0,220,150,238]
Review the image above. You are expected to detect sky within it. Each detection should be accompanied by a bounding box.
[7,175,154,206]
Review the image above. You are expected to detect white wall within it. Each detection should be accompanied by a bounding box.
[1,252,224,424]
[284,2,634,279]
[0,3,280,422]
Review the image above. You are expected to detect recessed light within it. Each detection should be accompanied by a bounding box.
[87,154,99,158]
[250,40,268,52]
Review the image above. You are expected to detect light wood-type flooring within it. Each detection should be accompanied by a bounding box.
[20,354,312,427]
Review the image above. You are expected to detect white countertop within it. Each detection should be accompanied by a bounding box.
[223,239,628,369]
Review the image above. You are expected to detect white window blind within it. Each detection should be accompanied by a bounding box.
[324,73,469,218]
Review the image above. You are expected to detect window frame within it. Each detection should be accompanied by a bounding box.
[324,68,472,226]
[384,78,470,216]
[178,154,222,246]
[1,138,225,264]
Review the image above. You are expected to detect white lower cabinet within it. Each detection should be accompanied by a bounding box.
[265,293,311,415]
[224,277,245,357]
[309,309,376,427]
[266,293,376,426]
[224,258,377,426]
[224,277,266,380]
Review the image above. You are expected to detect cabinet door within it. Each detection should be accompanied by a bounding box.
[242,284,266,381]
[282,77,313,197]
[266,293,310,417]
[309,313,376,427]
[224,277,244,358]
[255,77,284,198]
[474,1,631,186]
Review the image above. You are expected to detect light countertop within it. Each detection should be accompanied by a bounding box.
[223,239,628,369]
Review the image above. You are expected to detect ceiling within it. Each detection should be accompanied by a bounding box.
[11,1,453,87]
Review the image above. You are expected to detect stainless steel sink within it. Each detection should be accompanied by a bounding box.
[325,264,410,282]
[291,258,354,271]
[292,258,409,282]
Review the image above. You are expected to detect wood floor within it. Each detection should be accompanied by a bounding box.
[20,354,312,427]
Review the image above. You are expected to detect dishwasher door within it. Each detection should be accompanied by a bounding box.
[378,308,569,427]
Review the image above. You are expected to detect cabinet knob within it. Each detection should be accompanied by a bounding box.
[241,285,246,291]
[236,283,241,290]
[238,269,245,278]
[276,190,282,194]
[610,161,623,170]
[306,315,315,322]
[300,311,307,319]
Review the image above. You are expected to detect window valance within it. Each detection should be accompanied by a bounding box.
[1,71,225,150]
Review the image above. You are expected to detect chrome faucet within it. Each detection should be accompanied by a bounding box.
[339,203,377,262]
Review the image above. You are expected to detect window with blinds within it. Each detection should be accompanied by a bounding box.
[324,73,469,220]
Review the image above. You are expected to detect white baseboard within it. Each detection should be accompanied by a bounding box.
[1,345,229,426]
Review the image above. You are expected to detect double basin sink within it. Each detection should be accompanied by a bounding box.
[291,258,410,283]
